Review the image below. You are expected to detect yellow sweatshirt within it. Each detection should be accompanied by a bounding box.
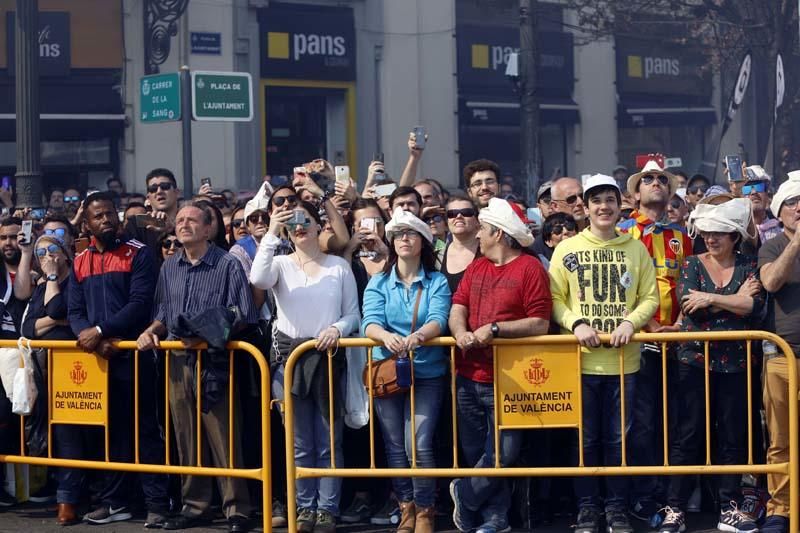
[548,228,659,375]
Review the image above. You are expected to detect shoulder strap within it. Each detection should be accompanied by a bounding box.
[410,285,423,332]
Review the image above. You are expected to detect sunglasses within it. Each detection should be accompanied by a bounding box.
[147,182,175,194]
[641,175,670,186]
[272,195,297,207]
[424,215,444,224]
[44,228,66,238]
[34,243,61,256]
[231,218,245,228]
[161,239,183,250]
[742,182,767,195]
[551,221,577,235]
[553,194,579,205]
[247,213,269,225]
[669,199,685,210]
[687,185,709,195]
[64,196,80,203]
[446,208,477,219]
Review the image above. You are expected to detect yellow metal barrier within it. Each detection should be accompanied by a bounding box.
[282,331,798,532]
[0,340,272,531]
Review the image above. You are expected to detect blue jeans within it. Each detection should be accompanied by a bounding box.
[375,376,444,508]
[455,375,522,526]
[273,364,343,515]
[574,373,636,513]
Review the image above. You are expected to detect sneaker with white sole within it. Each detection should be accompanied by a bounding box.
[83,505,133,524]
[717,502,759,533]
[658,507,686,533]
[370,498,400,526]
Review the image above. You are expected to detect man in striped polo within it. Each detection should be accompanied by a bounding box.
[617,160,693,523]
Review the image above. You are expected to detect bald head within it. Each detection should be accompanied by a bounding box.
[549,177,586,222]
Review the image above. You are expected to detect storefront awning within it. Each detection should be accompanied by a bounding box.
[461,96,580,126]
[618,98,716,128]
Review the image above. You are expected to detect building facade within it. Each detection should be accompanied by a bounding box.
[0,0,758,196]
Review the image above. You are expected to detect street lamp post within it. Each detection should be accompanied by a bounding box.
[14,0,43,209]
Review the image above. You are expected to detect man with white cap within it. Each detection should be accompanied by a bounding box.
[448,198,552,533]
[617,160,692,522]
[743,165,781,246]
[549,177,588,231]
[757,172,800,533]
[549,175,658,533]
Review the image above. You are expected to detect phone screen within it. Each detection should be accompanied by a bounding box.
[21,220,32,244]
[725,155,744,181]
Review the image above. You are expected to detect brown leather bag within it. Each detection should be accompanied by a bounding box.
[363,286,422,399]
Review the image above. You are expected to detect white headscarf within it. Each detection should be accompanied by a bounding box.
[244,182,271,220]
[478,197,534,247]
[687,197,756,241]
[385,207,433,244]
[771,171,800,218]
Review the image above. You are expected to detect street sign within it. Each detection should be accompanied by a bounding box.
[191,71,253,122]
[140,73,181,123]
[191,32,221,55]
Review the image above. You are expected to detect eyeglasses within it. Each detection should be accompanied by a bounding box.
[687,185,709,195]
[64,196,80,203]
[147,182,175,194]
[272,195,298,207]
[700,231,732,240]
[552,194,580,205]
[231,218,245,228]
[641,174,670,186]
[424,215,444,224]
[550,221,577,235]
[247,213,269,225]
[161,239,183,250]
[446,208,477,219]
[34,243,61,256]
[783,196,800,209]
[44,228,66,238]
[289,221,311,231]
[469,177,497,190]
[742,182,768,195]
[394,230,420,240]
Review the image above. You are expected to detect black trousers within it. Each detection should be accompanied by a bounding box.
[666,363,748,509]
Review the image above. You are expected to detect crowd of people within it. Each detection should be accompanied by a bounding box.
[0,133,797,533]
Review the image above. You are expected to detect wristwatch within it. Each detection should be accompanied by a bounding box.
[46,274,58,282]
[571,318,590,332]
[491,322,500,338]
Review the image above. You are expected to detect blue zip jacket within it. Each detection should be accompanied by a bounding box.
[68,237,157,339]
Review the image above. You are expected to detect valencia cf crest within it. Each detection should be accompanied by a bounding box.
[669,238,682,255]
[524,358,550,386]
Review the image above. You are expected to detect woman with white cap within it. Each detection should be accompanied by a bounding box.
[362,207,452,533]
[658,198,765,533]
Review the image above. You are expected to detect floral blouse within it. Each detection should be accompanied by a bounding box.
[678,253,765,373]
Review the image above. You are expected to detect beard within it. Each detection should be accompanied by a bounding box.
[96,230,118,249]
[4,249,20,266]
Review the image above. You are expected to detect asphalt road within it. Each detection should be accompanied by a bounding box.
[0,503,727,532]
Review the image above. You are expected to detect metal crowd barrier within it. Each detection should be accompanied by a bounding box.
[0,340,272,532]
[282,331,798,532]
